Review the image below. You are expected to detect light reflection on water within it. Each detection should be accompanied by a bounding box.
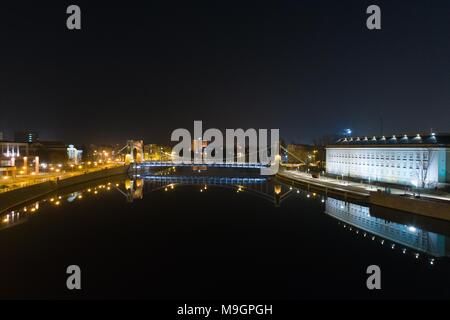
[325,198,449,262]
[1,173,449,266]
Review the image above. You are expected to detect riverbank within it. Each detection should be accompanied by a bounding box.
[370,191,450,221]
[0,165,129,214]
[277,170,450,221]
[277,170,370,203]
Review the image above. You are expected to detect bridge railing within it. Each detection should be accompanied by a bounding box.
[135,161,270,169]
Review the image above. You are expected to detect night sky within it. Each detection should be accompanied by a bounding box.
[1,0,449,145]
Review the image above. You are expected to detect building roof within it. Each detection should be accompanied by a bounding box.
[327,133,450,148]
[30,141,66,147]
[0,140,29,146]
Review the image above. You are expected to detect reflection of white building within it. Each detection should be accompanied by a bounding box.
[325,197,449,258]
[67,145,83,164]
[326,133,450,188]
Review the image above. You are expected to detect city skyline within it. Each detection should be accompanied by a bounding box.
[1,0,449,145]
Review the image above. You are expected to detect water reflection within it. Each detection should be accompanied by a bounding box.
[0,179,123,230]
[124,174,295,207]
[1,173,449,267]
[325,197,450,261]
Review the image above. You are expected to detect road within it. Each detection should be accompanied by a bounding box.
[279,169,450,203]
[0,163,121,193]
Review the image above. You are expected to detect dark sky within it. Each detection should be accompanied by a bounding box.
[1,0,449,145]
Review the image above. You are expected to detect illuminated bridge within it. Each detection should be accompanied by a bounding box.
[119,140,282,172]
[134,162,269,169]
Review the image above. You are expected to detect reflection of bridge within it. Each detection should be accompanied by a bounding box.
[117,174,294,206]
[325,197,450,259]
[139,175,266,184]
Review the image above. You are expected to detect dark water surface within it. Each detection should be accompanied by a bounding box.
[1,173,449,299]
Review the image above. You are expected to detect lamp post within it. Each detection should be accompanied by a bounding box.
[34,156,39,175]
[23,156,28,175]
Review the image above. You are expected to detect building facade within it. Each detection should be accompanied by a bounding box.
[28,141,68,164]
[0,141,29,167]
[326,133,450,188]
[143,144,172,161]
[67,144,83,164]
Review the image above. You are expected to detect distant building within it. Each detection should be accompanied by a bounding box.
[192,139,208,151]
[86,145,114,163]
[0,141,29,167]
[14,131,39,143]
[144,144,172,161]
[192,139,209,162]
[326,133,450,188]
[28,141,68,164]
[67,145,83,164]
[286,144,317,165]
[0,132,3,141]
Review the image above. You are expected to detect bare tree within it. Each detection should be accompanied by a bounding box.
[312,134,339,148]
[416,148,435,188]
[312,134,338,169]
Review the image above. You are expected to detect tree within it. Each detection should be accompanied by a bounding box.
[312,134,339,148]
[416,148,435,188]
[312,134,339,169]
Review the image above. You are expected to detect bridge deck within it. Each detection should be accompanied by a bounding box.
[135,162,269,169]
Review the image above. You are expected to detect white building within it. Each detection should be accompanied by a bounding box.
[67,144,83,164]
[0,141,29,167]
[326,133,450,188]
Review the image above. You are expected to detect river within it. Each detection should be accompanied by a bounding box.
[0,170,449,299]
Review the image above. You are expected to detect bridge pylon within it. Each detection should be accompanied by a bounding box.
[125,140,144,164]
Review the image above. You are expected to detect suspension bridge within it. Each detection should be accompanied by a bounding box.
[115,140,307,171]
